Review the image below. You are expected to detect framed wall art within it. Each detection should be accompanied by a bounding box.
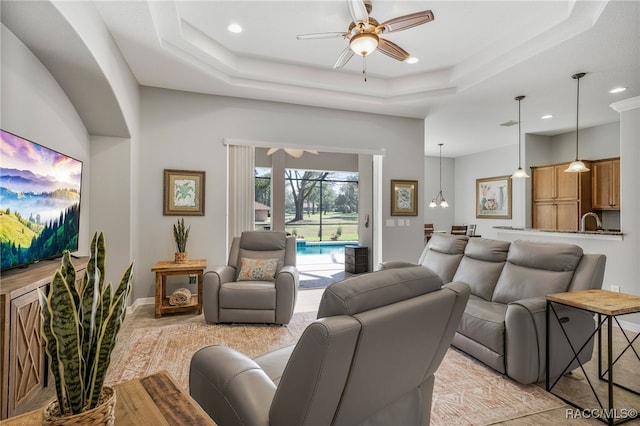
[163,169,206,216]
[476,175,511,219]
[391,179,418,216]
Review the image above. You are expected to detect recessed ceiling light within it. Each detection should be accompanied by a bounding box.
[227,23,242,34]
[406,57,419,64]
[541,114,553,119]
[609,87,626,94]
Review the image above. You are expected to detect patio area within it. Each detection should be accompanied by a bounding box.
[297,251,351,289]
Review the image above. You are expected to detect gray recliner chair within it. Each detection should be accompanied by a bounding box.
[190,266,470,426]
[203,231,299,325]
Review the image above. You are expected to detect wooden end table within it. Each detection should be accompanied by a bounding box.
[151,259,206,318]
[546,289,640,425]
[2,370,215,425]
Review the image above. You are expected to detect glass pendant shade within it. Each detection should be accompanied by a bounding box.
[511,95,529,179]
[350,33,378,56]
[511,167,530,179]
[565,160,590,173]
[565,73,589,173]
[430,144,448,208]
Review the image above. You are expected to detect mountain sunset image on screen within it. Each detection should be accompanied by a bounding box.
[0,130,82,270]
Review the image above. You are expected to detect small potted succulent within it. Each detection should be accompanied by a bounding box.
[39,232,133,425]
[173,218,190,263]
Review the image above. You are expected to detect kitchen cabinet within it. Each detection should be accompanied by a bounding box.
[531,161,592,231]
[592,158,620,210]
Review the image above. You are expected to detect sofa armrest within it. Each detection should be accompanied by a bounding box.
[203,266,236,323]
[190,345,276,426]
[274,265,299,324]
[506,296,596,384]
[378,261,419,270]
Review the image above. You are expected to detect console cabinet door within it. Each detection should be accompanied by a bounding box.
[8,289,45,417]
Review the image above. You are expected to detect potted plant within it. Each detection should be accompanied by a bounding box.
[173,218,190,263]
[39,232,133,425]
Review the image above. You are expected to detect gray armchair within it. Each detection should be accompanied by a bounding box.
[190,266,470,426]
[203,231,298,325]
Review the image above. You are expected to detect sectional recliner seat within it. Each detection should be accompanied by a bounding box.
[382,233,606,384]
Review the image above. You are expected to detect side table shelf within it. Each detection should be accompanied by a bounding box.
[345,246,368,274]
[151,259,206,318]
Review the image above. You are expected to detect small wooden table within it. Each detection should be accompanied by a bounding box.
[151,259,206,318]
[546,289,640,425]
[3,371,215,425]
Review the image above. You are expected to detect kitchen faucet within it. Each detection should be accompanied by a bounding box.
[581,212,602,232]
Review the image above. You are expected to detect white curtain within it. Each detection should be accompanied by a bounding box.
[228,144,255,244]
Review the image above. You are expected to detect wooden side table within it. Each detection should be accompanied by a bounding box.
[546,289,640,425]
[2,371,215,425]
[151,259,206,318]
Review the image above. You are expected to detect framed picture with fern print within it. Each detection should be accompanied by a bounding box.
[164,169,206,216]
[476,175,511,219]
[391,179,418,216]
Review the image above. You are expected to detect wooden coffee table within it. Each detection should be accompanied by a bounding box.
[3,371,215,425]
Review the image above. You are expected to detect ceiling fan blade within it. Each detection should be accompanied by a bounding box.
[378,38,410,61]
[378,10,434,33]
[297,32,347,40]
[333,46,355,69]
[347,0,369,23]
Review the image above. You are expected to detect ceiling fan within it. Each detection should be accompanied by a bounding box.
[266,148,319,158]
[297,0,434,77]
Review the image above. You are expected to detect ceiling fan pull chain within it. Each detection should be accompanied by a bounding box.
[363,56,367,82]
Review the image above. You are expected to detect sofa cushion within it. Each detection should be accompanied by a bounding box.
[452,239,510,300]
[491,241,583,304]
[419,234,468,283]
[457,296,507,355]
[317,266,442,318]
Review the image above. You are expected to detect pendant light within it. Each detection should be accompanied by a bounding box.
[429,144,448,208]
[565,72,590,173]
[511,95,529,179]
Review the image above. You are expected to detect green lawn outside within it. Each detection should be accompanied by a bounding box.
[255,212,359,242]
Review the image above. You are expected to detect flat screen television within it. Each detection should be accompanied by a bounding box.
[0,129,82,271]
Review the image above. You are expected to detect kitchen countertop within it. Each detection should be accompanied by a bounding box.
[494,226,624,241]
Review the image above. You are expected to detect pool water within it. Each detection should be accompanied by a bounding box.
[296,242,357,256]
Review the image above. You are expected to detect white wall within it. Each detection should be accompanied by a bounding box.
[138,87,425,301]
[1,24,91,254]
[548,122,620,162]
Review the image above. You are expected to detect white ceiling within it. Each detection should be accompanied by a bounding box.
[3,1,639,157]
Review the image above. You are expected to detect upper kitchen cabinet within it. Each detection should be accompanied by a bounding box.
[592,158,620,210]
[531,161,593,231]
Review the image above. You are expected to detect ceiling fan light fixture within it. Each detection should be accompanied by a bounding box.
[350,32,379,56]
[406,57,419,64]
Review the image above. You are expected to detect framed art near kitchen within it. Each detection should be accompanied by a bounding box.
[391,179,418,216]
[476,175,511,219]
[164,169,206,215]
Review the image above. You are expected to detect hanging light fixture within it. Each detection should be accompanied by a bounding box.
[511,95,529,179]
[429,143,448,208]
[565,72,590,173]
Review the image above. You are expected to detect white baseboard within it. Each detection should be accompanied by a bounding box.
[127,297,154,314]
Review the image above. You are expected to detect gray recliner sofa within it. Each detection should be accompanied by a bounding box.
[382,233,606,385]
[190,266,470,426]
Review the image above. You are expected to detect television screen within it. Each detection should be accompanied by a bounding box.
[0,130,82,271]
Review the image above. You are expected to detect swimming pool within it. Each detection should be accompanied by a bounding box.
[296,241,358,255]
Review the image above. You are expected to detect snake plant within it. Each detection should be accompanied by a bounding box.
[39,232,134,415]
[173,218,190,253]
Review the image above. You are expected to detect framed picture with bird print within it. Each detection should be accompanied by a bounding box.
[163,169,206,215]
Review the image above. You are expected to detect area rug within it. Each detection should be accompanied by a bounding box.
[107,313,564,425]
